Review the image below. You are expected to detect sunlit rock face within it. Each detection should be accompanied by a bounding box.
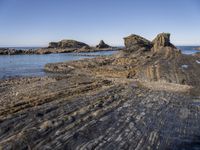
[152,33,176,52]
[122,33,200,86]
[45,33,200,87]
[96,40,110,49]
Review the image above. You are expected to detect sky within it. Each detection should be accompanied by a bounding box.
[0,0,200,47]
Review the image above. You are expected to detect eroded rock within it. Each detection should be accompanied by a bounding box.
[96,40,110,49]
[48,40,89,49]
[1,33,200,149]
[152,33,176,52]
[124,34,152,52]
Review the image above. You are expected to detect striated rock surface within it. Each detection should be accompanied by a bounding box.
[45,33,200,87]
[1,33,200,149]
[0,65,199,150]
[96,40,111,49]
[152,33,176,52]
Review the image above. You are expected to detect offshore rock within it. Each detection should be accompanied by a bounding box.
[96,40,110,49]
[0,48,34,55]
[48,42,58,48]
[48,40,89,49]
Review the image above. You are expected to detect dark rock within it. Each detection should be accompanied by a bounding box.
[48,42,58,48]
[123,34,152,52]
[96,40,110,49]
[48,40,89,49]
[0,48,36,55]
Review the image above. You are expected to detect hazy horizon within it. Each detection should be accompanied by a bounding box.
[0,0,200,47]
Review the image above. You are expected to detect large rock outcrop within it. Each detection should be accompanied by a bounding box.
[46,33,200,88]
[48,40,90,49]
[152,33,176,52]
[123,33,176,53]
[123,34,153,52]
[96,40,110,49]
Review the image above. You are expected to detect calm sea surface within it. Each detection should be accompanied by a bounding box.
[0,50,116,79]
[177,46,200,55]
[0,46,199,79]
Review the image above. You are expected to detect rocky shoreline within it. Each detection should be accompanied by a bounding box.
[0,40,118,55]
[0,33,200,149]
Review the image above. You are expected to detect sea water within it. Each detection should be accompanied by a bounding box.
[0,46,199,79]
[0,51,116,79]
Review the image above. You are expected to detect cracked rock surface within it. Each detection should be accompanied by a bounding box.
[1,75,200,150]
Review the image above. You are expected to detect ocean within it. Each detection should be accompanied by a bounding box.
[0,46,199,79]
[177,46,200,55]
[0,50,116,79]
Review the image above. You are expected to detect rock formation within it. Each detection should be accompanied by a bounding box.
[45,33,200,88]
[0,48,35,55]
[96,40,111,49]
[152,33,176,52]
[48,40,90,49]
[123,34,152,52]
[48,42,58,48]
[1,33,200,149]
[122,33,200,86]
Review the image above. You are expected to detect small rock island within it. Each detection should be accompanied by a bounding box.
[194,47,200,50]
[0,33,200,149]
[0,39,115,55]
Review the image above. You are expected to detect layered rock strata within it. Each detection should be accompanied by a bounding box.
[1,33,200,149]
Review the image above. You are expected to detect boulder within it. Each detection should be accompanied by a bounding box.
[48,40,89,49]
[96,40,110,49]
[123,34,152,52]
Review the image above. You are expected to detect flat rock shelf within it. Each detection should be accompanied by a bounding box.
[0,76,200,150]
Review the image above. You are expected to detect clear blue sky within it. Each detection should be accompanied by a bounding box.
[0,0,200,47]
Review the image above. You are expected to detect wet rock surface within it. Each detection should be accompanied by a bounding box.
[1,33,200,149]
